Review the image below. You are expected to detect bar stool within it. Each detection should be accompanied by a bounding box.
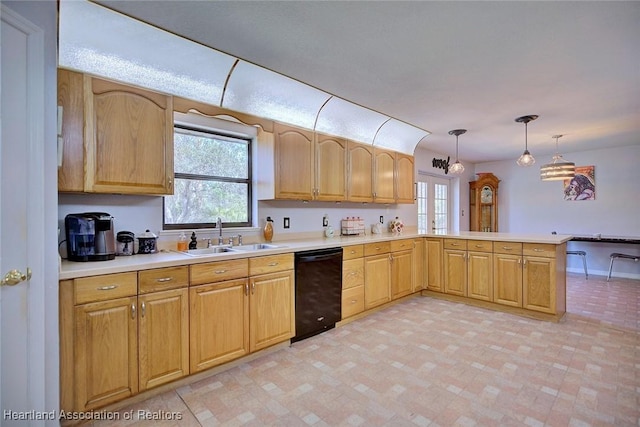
[607,253,639,281]
[567,250,588,279]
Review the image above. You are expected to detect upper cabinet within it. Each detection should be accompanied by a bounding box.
[57,69,174,195]
[346,141,374,203]
[395,154,415,204]
[315,133,347,201]
[470,172,500,232]
[273,123,315,200]
[373,148,395,203]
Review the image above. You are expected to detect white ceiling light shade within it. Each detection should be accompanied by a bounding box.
[540,135,576,181]
[448,129,466,175]
[59,1,236,105]
[224,61,331,129]
[515,115,538,167]
[59,0,431,155]
[314,97,388,145]
[373,119,431,154]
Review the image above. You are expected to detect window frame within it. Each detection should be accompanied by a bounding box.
[163,123,253,230]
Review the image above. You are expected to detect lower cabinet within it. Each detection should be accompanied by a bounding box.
[190,279,249,373]
[467,251,493,301]
[493,253,524,307]
[342,245,365,319]
[249,270,295,351]
[522,243,563,314]
[390,239,414,300]
[444,248,468,296]
[364,242,391,309]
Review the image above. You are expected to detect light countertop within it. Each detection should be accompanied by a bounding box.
[59,231,572,280]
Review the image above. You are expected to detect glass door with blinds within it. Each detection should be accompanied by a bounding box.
[417,174,451,234]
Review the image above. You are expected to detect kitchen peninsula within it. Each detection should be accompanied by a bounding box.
[59,231,571,413]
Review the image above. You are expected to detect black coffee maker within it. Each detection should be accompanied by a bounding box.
[65,212,116,261]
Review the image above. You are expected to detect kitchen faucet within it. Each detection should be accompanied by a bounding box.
[217,217,224,245]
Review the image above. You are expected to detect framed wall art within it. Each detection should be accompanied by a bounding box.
[564,166,595,201]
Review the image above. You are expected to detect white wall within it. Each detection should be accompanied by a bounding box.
[475,144,640,277]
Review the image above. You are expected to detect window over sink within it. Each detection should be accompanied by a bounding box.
[163,114,253,230]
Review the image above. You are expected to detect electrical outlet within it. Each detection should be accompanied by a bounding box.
[284,217,290,229]
[322,215,328,227]
[380,215,384,224]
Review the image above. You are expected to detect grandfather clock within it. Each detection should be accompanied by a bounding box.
[470,173,500,232]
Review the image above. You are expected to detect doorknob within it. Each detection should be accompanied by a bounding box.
[1,268,32,286]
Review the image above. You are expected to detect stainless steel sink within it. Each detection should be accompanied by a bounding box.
[180,246,235,257]
[229,243,284,251]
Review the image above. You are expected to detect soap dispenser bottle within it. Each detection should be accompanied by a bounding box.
[263,217,274,242]
[188,232,198,250]
[177,232,188,252]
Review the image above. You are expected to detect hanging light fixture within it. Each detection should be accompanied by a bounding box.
[540,134,575,181]
[515,115,538,167]
[448,129,466,175]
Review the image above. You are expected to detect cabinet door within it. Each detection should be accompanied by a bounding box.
[274,123,314,200]
[364,254,391,309]
[190,279,249,372]
[493,254,523,307]
[343,258,364,289]
[444,249,467,296]
[395,154,415,203]
[468,251,493,301]
[373,148,395,203]
[425,238,443,292]
[315,133,347,201]
[523,256,557,314]
[347,142,373,202]
[391,249,414,299]
[84,76,174,194]
[57,68,84,192]
[74,297,138,411]
[138,288,189,391]
[250,271,295,352]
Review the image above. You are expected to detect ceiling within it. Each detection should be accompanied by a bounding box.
[94,1,640,164]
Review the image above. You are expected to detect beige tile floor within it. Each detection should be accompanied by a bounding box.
[93,273,639,426]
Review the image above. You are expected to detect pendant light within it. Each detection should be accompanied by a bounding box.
[540,134,575,181]
[515,115,538,167]
[448,129,466,175]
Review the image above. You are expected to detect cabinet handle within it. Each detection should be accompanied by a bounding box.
[414,182,417,201]
[475,244,484,248]
[502,246,513,250]
[131,303,136,319]
[350,250,356,254]
[523,259,527,267]
[214,269,227,274]
[245,283,249,296]
[351,299,358,304]
[268,262,279,267]
[347,271,358,277]
[155,277,173,282]
[533,248,544,252]
[97,285,118,291]
[141,302,146,317]
[167,176,173,188]
[451,243,460,246]
[251,282,255,294]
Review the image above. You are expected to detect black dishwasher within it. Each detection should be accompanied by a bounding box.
[292,247,343,343]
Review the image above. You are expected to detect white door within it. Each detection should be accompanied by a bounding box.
[1,5,49,423]
[417,173,451,234]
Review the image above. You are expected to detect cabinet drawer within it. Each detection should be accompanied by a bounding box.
[493,241,523,255]
[74,272,137,305]
[343,245,364,260]
[390,239,414,252]
[139,266,189,294]
[343,258,364,289]
[249,253,294,276]
[523,243,556,258]
[364,241,391,256]
[444,239,467,250]
[190,259,249,285]
[468,240,493,253]
[342,285,365,319]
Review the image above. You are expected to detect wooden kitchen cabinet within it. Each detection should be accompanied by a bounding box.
[347,141,374,202]
[425,238,444,292]
[395,154,415,203]
[74,296,139,411]
[413,238,425,290]
[364,242,391,309]
[138,288,189,391]
[373,148,396,203]
[342,245,365,319]
[190,279,249,372]
[444,239,468,297]
[84,74,174,195]
[315,132,347,201]
[273,122,314,200]
[493,255,523,308]
[249,269,295,352]
[522,243,565,314]
[57,68,85,192]
[467,245,494,302]
[390,239,414,299]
